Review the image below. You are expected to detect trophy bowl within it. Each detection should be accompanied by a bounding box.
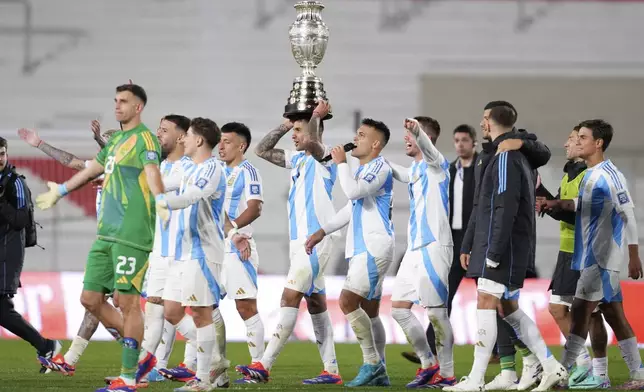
[284,1,332,120]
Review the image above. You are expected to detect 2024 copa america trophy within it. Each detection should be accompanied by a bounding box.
[284,1,332,120]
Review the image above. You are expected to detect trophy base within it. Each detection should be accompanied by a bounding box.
[284,75,332,120]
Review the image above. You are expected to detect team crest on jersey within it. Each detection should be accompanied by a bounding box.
[617,191,629,205]
[411,173,420,183]
[146,151,158,161]
[363,173,376,183]
[250,184,261,195]
[227,173,237,186]
[196,178,209,189]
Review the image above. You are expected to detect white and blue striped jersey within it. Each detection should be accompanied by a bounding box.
[152,156,193,257]
[336,156,395,259]
[284,148,337,241]
[165,157,227,263]
[223,160,263,249]
[573,160,635,272]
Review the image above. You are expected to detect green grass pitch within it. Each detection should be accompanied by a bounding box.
[0,340,637,391]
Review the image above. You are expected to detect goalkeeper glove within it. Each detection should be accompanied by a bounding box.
[36,182,68,210]
[155,194,170,227]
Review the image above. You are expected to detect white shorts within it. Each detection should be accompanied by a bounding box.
[162,259,184,303]
[285,235,335,296]
[221,238,259,300]
[550,291,600,313]
[145,254,172,298]
[575,264,622,303]
[392,243,452,307]
[344,251,392,301]
[477,278,520,300]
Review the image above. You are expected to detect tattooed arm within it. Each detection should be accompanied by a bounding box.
[254,119,293,168]
[18,128,86,170]
[307,100,330,161]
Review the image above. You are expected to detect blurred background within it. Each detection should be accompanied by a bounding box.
[1,0,644,343]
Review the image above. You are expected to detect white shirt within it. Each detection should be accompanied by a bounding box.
[572,160,635,272]
[284,147,337,242]
[165,157,227,263]
[452,162,464,230]
[389,130,452,250]
[223,159,263,250]
[152,156,193,257]
[324,156,395,259]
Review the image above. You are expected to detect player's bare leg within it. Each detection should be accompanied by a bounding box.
[81,290,125,336]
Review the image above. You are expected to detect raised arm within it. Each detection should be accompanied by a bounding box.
[404,118,443,167]
[18,128,86,171]
[496,131,551,170]
[485,152,523,266]
[254,119,293,168]
[387,160,410,183]
[337,160,391,201]
[306,100,331,161]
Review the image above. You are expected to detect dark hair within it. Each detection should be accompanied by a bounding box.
[289,113,325,133]
[484,100,517,128]
[578,119,613,151]
[190,117,221,149]
[453,124,477,141]
[0,136,6,149]
[162,114,191,132]
[414,116,441,142]
[116,84,148,106]
[222,122,252,152]
[572,125,581,132]
[361,118,390,146]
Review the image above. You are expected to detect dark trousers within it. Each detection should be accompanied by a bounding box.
[0,294,48,352]
[426,230,468,353]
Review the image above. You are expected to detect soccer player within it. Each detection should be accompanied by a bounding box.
[542,119,644,390]
[446,102,566,392]
[235,101,341,385]
[20,127,126,376]
[386,117,456,388]
[156,117,244,391]
[217,122,266,365]
[35,83,167,392]
[306,118,394,387]
[536,126,610,389]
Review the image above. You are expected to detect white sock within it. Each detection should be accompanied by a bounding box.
[184,339,197,371]
[391,308,437,369]
[370,316,386,364]
[618,337,643,374]
[310,311,339,374]
[175,315,198,371]
[576,346,592,368]
[561,334,586,370]
[468,309,497,385]
[593,357,608,377]
[346,308,379,365]
[244,314,265,363]
[63,336,89,366]
[504,309,558,373]
[142,302,165,355]
[261,307,298,370]
[212,307,226,363]
[155,320,176,369]
[196,324,215,382]
[428,307,454,378]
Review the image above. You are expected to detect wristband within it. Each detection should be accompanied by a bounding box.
[58,183,69,197]
[227,228,238,239]
[231,220,238,229]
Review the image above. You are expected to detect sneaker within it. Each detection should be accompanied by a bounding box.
[406,365,440,388]
[173,378,213,391]
[235,362,269,383]
[444,376,484,391]
[147,368,166,383]
[302,371,343,385]
[208,358,230,384]
[424,374,457,388]
[213,371,230,388]
[532,363,568,392]
[616,379,644,390]
[569,365,592,386]
[233,376,259,384]
[159,363,196,382]
[485,372,519,390]
[367,373,391,386]
[136,351,157,383]
[103,376,148,389]
[37,340,62,374]
[38,353,76,376]
[345,363,386,387]
[517,360,543,390]
[95,378,137,392]
[569,375,610,389]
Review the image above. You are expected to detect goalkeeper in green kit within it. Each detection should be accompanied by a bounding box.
[36,84,169,392]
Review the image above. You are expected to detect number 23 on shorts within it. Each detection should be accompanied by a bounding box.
[112,246,149,293]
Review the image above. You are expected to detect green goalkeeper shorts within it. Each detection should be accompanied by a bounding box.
[83,239,150,294]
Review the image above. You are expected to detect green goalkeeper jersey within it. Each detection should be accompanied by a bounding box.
[95,123,161,251]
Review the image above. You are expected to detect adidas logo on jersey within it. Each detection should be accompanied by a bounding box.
[188,294,198,302]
